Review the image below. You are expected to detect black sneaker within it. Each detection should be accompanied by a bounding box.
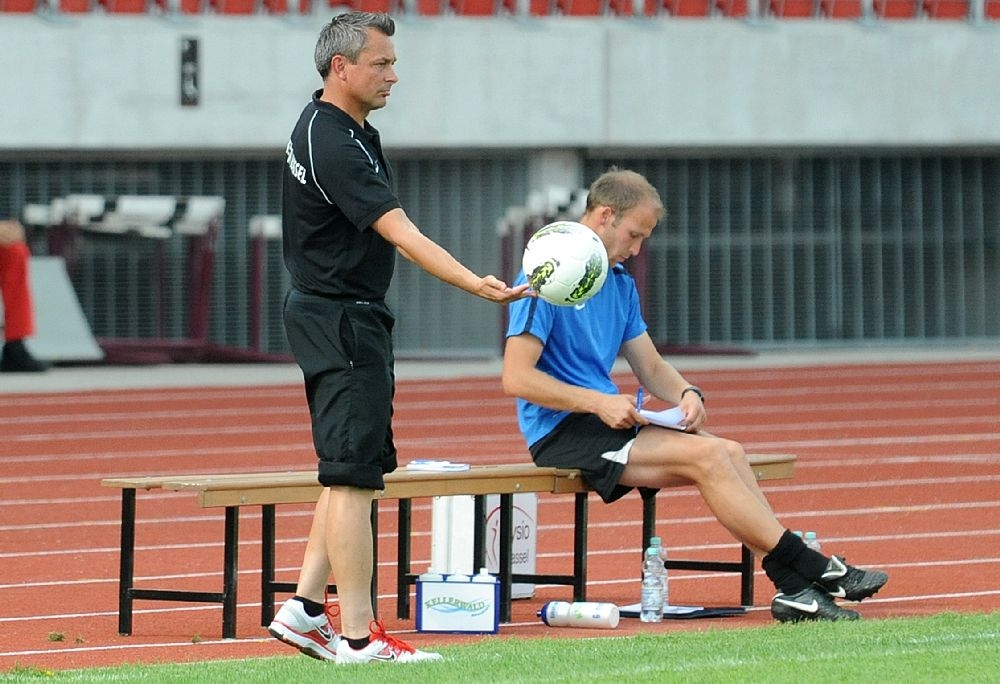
[817,555,888,602]
[0,340,49,373]
[771,585,860,623]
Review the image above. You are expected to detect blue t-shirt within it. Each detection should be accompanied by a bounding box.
[505,264,647,448]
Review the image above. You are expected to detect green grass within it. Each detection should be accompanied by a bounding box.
[4,612,999,683]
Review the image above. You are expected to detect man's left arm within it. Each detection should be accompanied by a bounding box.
[622,332,707,431]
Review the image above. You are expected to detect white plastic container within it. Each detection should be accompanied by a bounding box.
[538,601,620,629]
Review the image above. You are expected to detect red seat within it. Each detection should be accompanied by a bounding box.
[412,0,443,12]
[873,0,917,16]
[556,0,606,14]
[59,0,92,10]
[715,0,748,15]
[922,0,967,16]
[770,0,815,15]
[987,0,1000,17]
[101,0,148,11]
[663,0,711,15]
[263,0,312,11]
[819,0,862,17]
[211,0,256,12]
[450,0,496,13]
[0,0,37,11]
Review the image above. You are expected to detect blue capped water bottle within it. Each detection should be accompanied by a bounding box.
[640,546,664,623]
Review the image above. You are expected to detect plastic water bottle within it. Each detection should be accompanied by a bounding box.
[640,546,664,622]
[649,536,669,607]
[538,601,620,629]
[804,531,822,552]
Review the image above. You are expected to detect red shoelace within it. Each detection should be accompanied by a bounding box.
[369,619,415,654]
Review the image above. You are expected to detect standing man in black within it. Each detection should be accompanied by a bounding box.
[268,12,529,665]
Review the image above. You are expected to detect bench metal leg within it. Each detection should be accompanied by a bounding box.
[473,495,486,571]
[641,489,657,554]
[396,499,411,620]
[740,544,755,606]
[573,492,588,601]
[370,500,379,617]
[261,504,276,627]
[498,493,514,623]
[222,506,239,639]
[117,488,137,636]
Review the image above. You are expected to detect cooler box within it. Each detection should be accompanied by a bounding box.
[415,574,500,634]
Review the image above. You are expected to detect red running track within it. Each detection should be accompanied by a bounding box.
[1,359,999,671]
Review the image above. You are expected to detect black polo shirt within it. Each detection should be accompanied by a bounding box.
[282,91,401,300]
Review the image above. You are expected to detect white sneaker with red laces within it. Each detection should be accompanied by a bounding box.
[268,598,340,661]
[336,620,443,664]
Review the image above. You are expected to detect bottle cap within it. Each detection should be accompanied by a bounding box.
[537,601,557,625]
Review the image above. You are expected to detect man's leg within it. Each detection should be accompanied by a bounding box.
[623,430,784,555]
[268,490,339,660]
[622,429,885,622]
[324,485,376,639]
[295,488,333,601]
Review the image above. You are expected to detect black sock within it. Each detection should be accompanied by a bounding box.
[346,635,371,650]
[293,595,326,618]
[762,529,829,593]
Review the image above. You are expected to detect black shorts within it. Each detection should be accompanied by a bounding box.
[283,288,396,490]
[529,413,636,503]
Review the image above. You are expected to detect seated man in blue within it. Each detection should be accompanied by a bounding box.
[502,167,888,623]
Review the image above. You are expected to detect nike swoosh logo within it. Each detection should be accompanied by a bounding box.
[826,586,847,598]
[316,624,334,641]
[774,597,820,613]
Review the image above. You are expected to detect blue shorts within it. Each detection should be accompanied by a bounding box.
[283,288,396,490]
[529,413,636,503]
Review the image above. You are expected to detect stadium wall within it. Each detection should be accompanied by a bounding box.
[1,16,998,150]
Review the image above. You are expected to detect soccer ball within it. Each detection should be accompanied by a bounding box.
[521,221,609,306]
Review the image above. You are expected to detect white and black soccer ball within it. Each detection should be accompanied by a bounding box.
[521,221,609,306]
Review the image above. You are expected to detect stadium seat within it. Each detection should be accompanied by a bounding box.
[715,0,749,16]
[770,0,816,15]
[662,0,711,15]
[922,0,968,16]
[100,0,148,11]
[262,0,312,11]
[59,0,93,10]
[988,0,1000,17]
[819,0,864,17]
[450,0,498,13]
[873,0,918,16]
[555,0,607,14]
[210,0,257,12]
[0,0,38,11]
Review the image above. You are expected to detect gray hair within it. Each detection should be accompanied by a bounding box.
[314,12,395,80]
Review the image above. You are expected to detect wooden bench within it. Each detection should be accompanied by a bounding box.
[102,454,794,639]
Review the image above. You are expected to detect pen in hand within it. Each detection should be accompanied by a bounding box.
[635,386,644,434]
